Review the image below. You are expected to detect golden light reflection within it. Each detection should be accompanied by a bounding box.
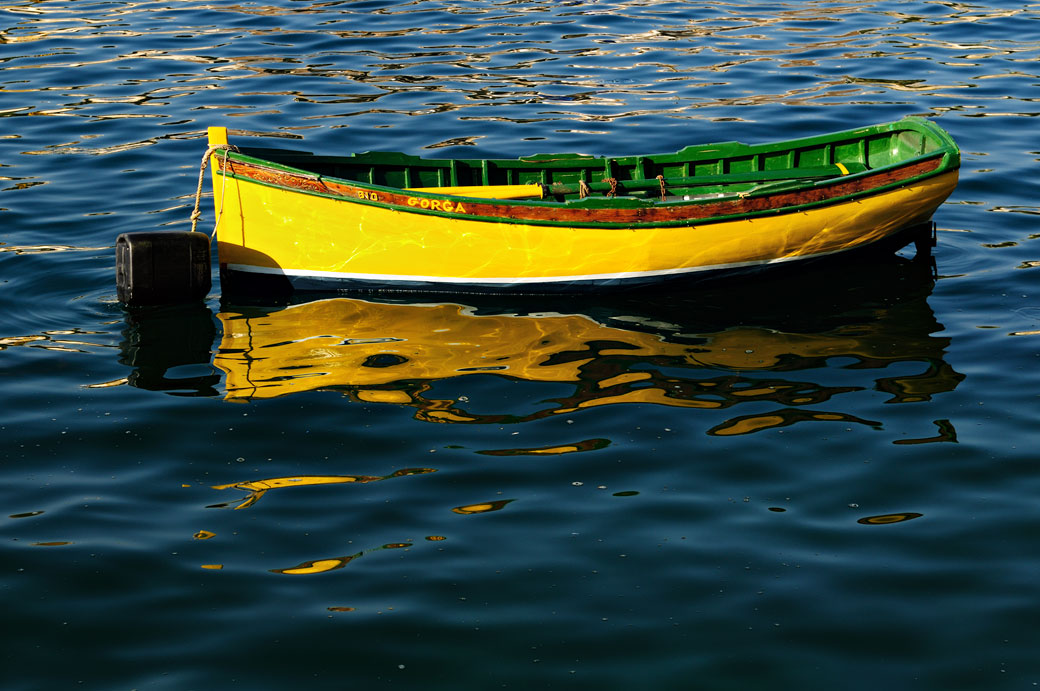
[84,377,129,389]
[477,438,610,456]
[707,409,882,436]
[272,542,412,576]
[0,244,107,254]
[276,557,356,575]
[211,467,436,510]
[452,499,514,515]
[857,512,924,525]
[1,329,111,352]
[212,263,963,436]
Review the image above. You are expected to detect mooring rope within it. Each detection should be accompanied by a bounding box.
[656,175,667,201]
[578,179,591,198]
[189,144,238,235]
[603,177,618,198]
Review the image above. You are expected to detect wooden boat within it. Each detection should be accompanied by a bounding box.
[204,117,958,294]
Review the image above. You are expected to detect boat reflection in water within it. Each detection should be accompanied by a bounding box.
[211,257,964,435]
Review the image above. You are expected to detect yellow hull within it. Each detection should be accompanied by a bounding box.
[207,126,958,290]
[213,173,955,286]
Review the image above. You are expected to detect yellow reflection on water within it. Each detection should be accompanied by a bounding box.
[84,377,129,389]
[215,299,700,398]
[211,467,436,510]
[0,244,107,254]
[272,542,413,576]
[708,409,882,436]
[452,499,514,514]
[1,329,111,353]
[477,438,610,456]
[277,557,356,575]
[208,264,962,435]
[857,512,924,525]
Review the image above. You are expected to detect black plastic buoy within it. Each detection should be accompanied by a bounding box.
[116,231,211,307]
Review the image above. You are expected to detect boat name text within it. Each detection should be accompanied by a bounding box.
[406,197,468,214]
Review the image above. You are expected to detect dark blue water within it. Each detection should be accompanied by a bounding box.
[3,2,1040,688]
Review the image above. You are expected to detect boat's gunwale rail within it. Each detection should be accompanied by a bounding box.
[214,152,952,230]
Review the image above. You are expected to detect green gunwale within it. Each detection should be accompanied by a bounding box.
[216,117,959,230]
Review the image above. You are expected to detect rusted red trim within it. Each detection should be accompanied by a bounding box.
[221,155,944,228]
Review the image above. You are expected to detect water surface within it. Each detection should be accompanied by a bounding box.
[2,1,1040,689]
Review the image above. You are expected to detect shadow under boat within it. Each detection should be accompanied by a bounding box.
[197,254,963,429]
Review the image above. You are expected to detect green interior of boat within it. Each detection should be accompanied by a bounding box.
[232,120,953,203]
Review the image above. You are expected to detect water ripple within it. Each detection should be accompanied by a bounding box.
[4,1,1040,689]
